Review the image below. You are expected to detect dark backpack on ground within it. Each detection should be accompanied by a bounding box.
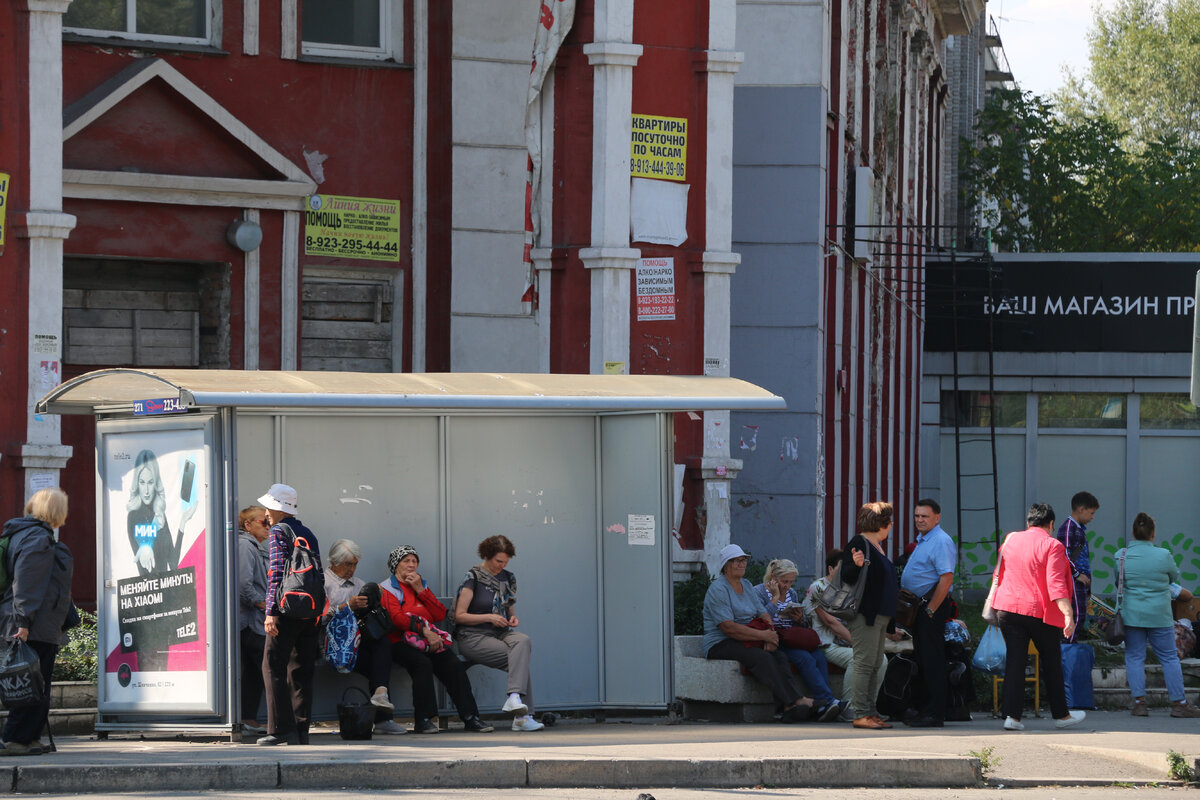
[275,522,326,619]
[876,652,917,719]
[945,641,976,721]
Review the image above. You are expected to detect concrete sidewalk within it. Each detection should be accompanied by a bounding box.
[5,710,1198,794]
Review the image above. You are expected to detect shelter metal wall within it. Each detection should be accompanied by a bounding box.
[234,409,671,713]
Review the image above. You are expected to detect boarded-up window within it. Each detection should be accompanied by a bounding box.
[63,258,230,369]
[301,275,394,372]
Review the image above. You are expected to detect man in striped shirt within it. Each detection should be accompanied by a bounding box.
[1055,491,1098,644]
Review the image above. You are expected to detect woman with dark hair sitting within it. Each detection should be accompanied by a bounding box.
[454,534,543,731]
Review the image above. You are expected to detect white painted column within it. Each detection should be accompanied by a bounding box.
[242,0,259,55]
[698,1,744,576]
[410,0,428,372]
[579,0,641,375]
[531,247,555,373]
[242,208,261,369]
[20,0,77,493]
[281,210,300,369]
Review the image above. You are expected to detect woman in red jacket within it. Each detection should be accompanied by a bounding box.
[984,503,1085,732]
[380,545,492,733]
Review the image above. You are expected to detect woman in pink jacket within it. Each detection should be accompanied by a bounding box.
[984,502,1086,731]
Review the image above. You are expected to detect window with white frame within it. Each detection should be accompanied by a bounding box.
[64,0,214,44]
[301,0,404,62]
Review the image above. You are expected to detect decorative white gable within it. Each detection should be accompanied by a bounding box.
[62,58,316,210]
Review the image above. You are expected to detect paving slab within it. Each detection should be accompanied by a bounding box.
[0,710,1193,794]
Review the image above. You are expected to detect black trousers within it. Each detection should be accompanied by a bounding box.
[240,627,266,722]
[706,638,801,709]
[262,616,319,736]
[391,642,478,721]
[997,610,1067,720]
[911,602,949,719]
[3,640,57,745]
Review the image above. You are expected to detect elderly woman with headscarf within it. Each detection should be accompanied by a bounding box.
[380,545,492,733]
[753,558,844,722]
[702,544,815,723]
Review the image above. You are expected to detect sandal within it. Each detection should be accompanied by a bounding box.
[852,716,885,729]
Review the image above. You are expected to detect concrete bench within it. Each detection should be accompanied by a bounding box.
[673,635,843,722]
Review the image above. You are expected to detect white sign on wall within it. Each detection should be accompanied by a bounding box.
[636,258,676,321]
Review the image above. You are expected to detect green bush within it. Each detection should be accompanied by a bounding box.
[53,608,98,683]
[673,570,713,635]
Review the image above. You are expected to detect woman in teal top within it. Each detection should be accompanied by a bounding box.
[1120,513,1200,718]
[701,544,814,723]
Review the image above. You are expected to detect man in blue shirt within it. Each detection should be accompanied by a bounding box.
[901,498,957,727]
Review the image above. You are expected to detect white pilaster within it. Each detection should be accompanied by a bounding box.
[410,0,428,372]
[280,0,298,60]
[22,0,76,492]
[581,0,640,375]
[579,247,638,373]
[698,0,744,575]
[531,247,555,373]
[242,208,261,369]
[281,210,300,369]
[242,0,259,55]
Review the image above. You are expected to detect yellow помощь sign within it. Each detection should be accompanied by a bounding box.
[304,194,401,262]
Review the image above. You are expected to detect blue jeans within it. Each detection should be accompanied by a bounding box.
[1124,625,1185,702]
[782,646,836,706]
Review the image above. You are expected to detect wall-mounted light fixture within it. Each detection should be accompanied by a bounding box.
[226,220,263,252]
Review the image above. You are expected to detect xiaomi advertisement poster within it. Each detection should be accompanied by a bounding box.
[99,425,214,713]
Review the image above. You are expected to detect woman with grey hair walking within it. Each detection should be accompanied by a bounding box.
[380,545,491,733]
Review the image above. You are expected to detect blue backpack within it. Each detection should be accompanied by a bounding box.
[324,605,360,673]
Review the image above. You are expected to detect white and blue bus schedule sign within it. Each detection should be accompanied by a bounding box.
[134,398,188,416]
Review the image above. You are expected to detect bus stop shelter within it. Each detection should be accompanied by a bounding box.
[38,369,785,734]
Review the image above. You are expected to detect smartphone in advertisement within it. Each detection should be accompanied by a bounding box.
[180,459,196,504]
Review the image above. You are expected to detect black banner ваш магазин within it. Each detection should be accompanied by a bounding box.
[924,259,1198,352]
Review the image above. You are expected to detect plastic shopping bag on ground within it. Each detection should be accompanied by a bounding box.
[971,624,1006,675]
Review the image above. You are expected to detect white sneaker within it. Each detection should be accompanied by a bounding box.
[370,690,395,711]
[1055,710,1086,729]
[512,716,544,732]
[374,719,407,735]
[1003,716,1024,731]
[502,693,529,715]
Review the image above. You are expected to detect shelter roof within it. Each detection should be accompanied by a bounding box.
[38,369,786,415]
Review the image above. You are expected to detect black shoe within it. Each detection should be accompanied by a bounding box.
[903,715,944,728]
[296,728,310,745]
[413,718,440,734]
[256,734,289,746]
[817,702,842,722]
[463,716,494,733]
[780,704,810,723]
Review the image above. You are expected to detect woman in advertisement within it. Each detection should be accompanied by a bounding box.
[126,449,197,576]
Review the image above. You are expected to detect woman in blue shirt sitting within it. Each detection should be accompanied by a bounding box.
[702,544,814,723]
